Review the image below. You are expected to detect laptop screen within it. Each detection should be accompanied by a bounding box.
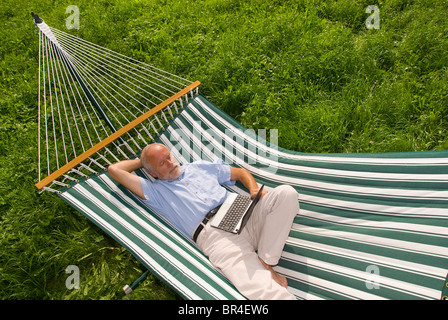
[238,184,265,233]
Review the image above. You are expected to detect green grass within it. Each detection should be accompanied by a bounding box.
[1,0,447,299]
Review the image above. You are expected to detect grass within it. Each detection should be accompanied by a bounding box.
[0,0,447,299]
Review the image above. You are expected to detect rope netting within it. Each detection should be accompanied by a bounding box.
[34,15,199,192]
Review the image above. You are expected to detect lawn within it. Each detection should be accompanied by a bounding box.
[0,0,447,299]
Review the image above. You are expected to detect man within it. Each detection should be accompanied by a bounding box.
[108,143,299,300]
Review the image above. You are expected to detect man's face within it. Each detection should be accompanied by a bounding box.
[147,146,182,180]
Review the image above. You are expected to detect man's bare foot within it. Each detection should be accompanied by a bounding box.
[258,257,288,288]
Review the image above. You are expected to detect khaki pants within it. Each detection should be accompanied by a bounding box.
[196,185,299,300]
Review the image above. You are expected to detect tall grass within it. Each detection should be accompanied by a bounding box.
[0,0,447,299]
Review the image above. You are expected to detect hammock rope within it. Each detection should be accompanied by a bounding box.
[34,15,199,192]
[33,14,448,300]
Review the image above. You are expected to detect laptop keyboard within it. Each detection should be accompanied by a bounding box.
[217,195,252,231]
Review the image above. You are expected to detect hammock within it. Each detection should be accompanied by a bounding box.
[33,14,448,300]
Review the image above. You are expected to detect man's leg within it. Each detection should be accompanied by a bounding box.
[258,256,288,288]
[196,223,296,300]
[242,184,299,265]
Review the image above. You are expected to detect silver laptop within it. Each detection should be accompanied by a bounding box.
[210,185,265,234]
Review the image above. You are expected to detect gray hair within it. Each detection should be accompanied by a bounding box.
[140,144,154,173]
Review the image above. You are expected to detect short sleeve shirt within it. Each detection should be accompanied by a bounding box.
[139,159,235,238]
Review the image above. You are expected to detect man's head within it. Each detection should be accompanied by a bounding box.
[140,143,182,180]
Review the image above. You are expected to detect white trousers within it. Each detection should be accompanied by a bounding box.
[196,185,299,300]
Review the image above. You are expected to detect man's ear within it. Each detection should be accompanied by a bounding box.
[147,169,158,179]
[142,165,157,177]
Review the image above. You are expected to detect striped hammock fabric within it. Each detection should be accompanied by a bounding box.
[33,14,448,300]
[59,94,448,300]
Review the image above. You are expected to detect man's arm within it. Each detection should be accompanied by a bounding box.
[108,159,146,200]
[230,167,266,198]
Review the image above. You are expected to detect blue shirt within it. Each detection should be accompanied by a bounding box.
[139,159,236,238]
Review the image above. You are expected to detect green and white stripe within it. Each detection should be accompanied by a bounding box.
[60,93,448,300]
[60,173,245,300]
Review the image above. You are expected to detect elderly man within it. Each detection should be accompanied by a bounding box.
[108,143,299,300]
